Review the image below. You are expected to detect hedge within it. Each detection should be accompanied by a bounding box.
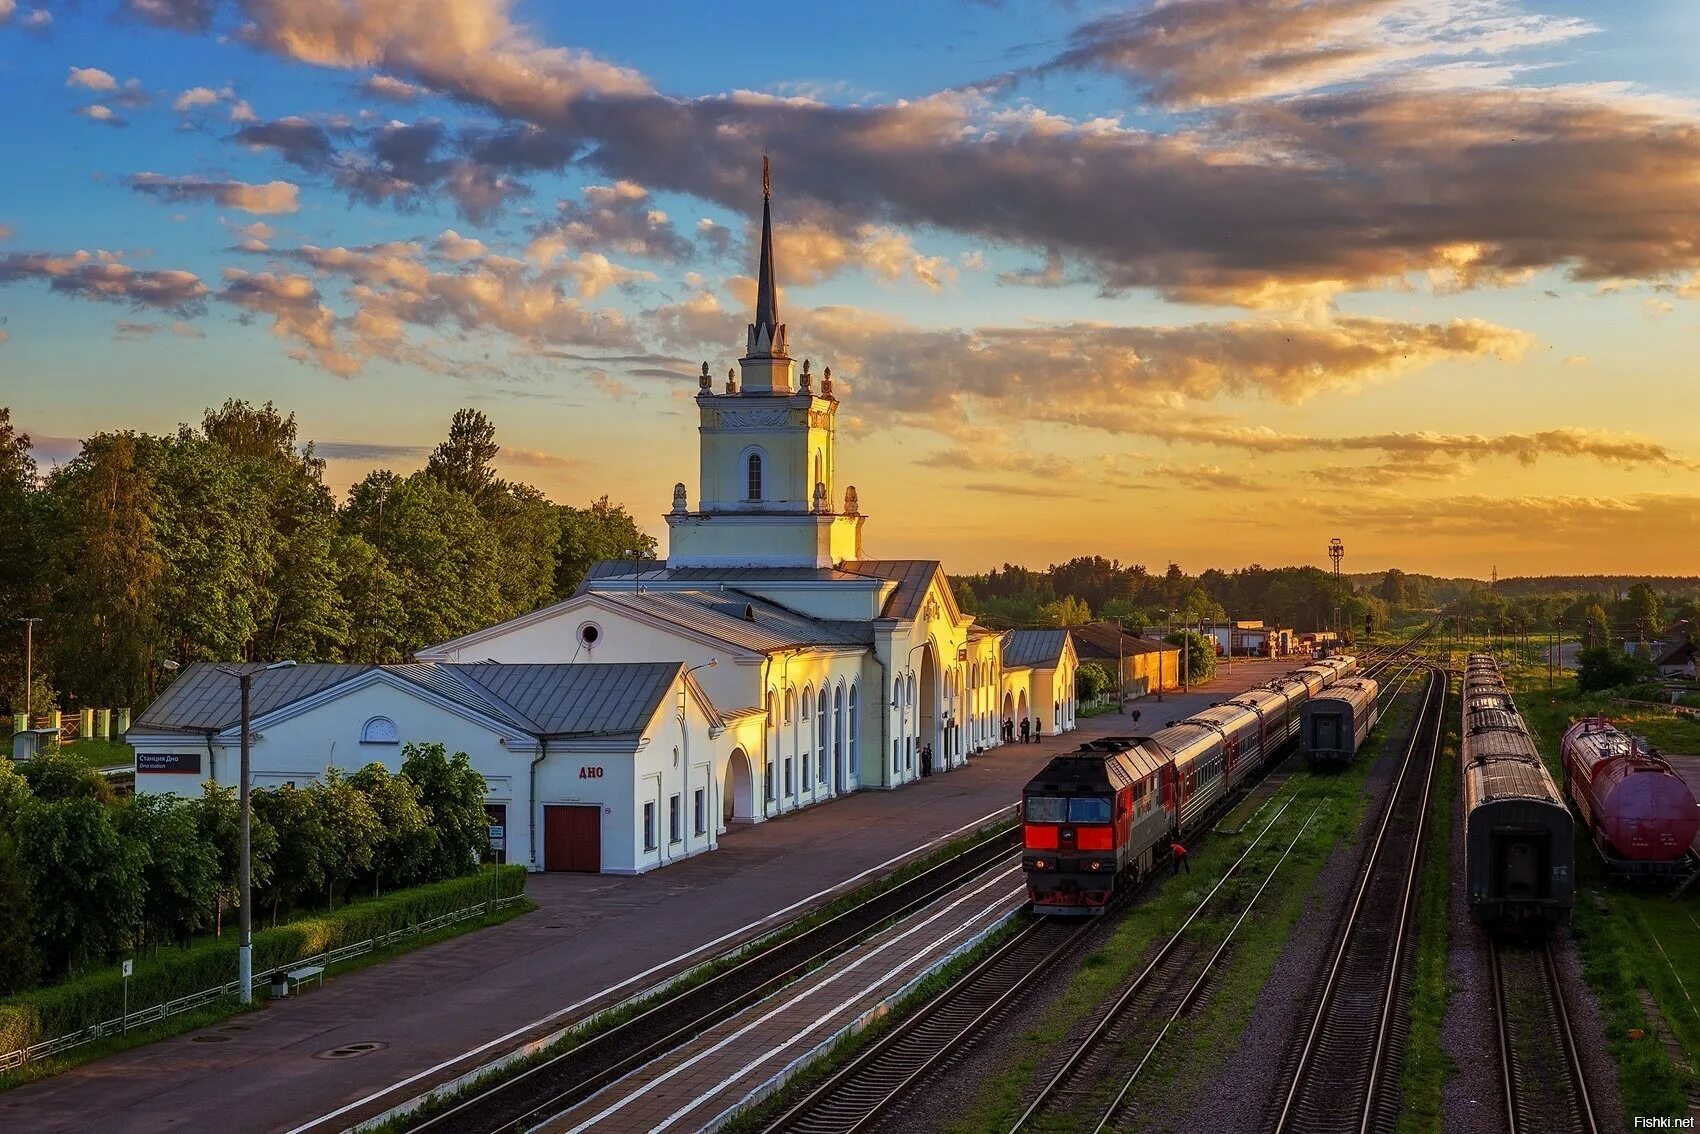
[0,865,525,1056]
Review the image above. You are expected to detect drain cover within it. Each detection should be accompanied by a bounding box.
[314,1041,388,1060]
[191,1034,232,1043]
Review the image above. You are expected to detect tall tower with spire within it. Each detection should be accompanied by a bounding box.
[665,158,866,569]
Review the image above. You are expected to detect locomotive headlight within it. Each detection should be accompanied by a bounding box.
[1031,858,1049,870]
[1087,860,1103,871]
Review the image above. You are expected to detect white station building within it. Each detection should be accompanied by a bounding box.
[132,163,1078,873]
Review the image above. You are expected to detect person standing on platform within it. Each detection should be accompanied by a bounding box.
[920,744,933,777]
[1019,717,1031,744]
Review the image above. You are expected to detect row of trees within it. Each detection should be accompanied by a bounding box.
[953,558,1389,636]
[0,405,655,713]
[1448,581,1700,644]
[0,742,488,992]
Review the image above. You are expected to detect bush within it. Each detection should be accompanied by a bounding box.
[1075,661,1114,702]
[1576,646,1658,693]
[0,865,525,1055]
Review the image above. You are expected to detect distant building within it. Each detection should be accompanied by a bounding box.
[1199,620,1296,659]
[1070,622,1180,698]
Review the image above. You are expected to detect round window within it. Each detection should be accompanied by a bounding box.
[579,623,601,646]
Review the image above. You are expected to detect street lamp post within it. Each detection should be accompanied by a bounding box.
[217,660,296,1004]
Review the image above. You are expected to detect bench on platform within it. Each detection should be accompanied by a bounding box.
[285,965,325,993]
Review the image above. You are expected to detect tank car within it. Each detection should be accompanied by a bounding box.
[1563,716,1699,867]
[1022,737,1170,914]
[1300,677,1381,771]
[1461,655,1573,929]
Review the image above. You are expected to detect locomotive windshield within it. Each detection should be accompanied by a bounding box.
[1025,796,1113,823]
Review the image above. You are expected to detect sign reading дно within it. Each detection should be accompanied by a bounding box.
[136,751,202,774]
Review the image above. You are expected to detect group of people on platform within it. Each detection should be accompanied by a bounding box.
[1001,716,1045,744]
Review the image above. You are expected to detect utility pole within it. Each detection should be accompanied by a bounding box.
[18,617,40,718]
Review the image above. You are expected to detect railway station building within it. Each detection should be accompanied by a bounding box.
[128,163,1079,874]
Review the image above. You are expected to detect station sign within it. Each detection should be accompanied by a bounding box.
[136,751,202,774]
[488,825,506,851]
[578,766,604,779]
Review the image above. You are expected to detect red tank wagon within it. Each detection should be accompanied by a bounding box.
[1562,716,1699,865]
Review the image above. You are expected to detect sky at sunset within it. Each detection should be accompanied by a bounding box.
[1,0,1698,578]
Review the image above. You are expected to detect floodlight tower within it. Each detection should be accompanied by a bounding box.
[1328,538,1345,640]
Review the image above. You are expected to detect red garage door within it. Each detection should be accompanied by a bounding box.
[544,805,601,872]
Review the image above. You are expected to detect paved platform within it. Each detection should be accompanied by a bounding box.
[0,660,1299,1134]
[537,864,1026,1133]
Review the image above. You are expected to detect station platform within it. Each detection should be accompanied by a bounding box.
[0,660,1300,1134]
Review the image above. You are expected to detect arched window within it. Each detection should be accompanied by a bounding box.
[817,688,829,751]
[848,684,859,775]
[767,688,777,728]
[907,673,916,704]
[747,452,763,500]
[784,688,795,724]
[361,716,399,744]
[802,685,812,721]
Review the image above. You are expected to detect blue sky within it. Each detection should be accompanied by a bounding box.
[2,0,1699,575]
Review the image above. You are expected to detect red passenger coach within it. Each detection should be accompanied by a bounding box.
[1563,717,1700,865]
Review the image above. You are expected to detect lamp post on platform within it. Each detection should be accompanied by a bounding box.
[216,659,297,1004]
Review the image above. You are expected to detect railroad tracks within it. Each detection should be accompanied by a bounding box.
[1268,662,1448,1134]
[1492,939,1599,1134]
[402,824,1019,1134]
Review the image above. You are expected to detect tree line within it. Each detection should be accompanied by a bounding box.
[0,404,655,714]
[0,742,488,992]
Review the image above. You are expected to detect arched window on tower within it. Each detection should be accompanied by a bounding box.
[747,453,763,500]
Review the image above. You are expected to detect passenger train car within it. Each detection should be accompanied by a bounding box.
[1563,715,1699,871]
[1300,677,1381,771]
[1022,654,1359,914]
[1461,654,1574,930]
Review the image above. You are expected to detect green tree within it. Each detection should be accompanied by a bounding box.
[1620,583,1662,637]
[313,769,381,908]
[1036,596,1092,626]
[1576,645,1657,693]
[333,533,407,663]
[351,763,430,894]
[1075,661,1114,702]
[22,749,113,804]
[1176,587,1225,623]
[1378,569,1408,607]
[1098,598,1150,628]
[0,409,44,708]
[482,482,560,616]
[0,832,40,994]
[253,785,328,924]
[424,408,501,504]
[1584,603,1611,648]
[0,757,31,826]
[193,783,276,937]
[45,433,166,706]
[1164,629,1218,684]
[401,743,489,879]
[117,793,219,947]
[555,497,657,598]
[16,797,146,973]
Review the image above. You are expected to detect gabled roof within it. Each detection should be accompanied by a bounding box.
[1003,628,1072,669]
[1654,638,1697,667]
[1070,622,1177,660]
[446,662,691,736]
[838,560,943,621]
[582,560,869,587]
[593,589,872,654]
[129,663,370,735]
[131,660,698,742]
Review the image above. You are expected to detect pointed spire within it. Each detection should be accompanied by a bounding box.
[748,154,787,359]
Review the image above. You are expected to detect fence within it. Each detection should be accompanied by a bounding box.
[0,894,525,1073]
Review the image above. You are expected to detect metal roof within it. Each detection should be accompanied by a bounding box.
[448,663,684,736]
[594,589,872,654]
[1069,622,1176,659]
[129,663,370,734]
[584,559,871,587]
[1003,629,1071,669]
[130,660,691,741]
[838,560,941,621]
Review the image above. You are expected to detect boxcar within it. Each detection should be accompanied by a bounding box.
[1299,677,1380,771]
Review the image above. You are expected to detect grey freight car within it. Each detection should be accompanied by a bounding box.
[1299,677,1380,770]
[1462,654,1574,930]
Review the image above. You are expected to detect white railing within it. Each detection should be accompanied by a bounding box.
[0,894,524,1073]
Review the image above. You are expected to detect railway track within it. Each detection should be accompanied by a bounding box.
[1268,662,1448,1134]
[1004,793,1310,1132]
[402,823,1019,1134]
[1492,939,1599,1134]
